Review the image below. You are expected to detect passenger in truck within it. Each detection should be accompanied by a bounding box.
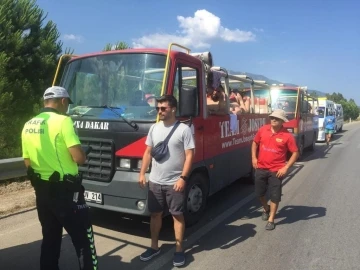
[282,101,295,113]
[237,91,250,113]
[229,89,250,114]
[207,85,228,115]
[307,102,313,113]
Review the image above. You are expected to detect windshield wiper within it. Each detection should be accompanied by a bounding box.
[88,105,139,131]
[68,110,94,117]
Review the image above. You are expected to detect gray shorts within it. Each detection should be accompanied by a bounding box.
[148,181,185,216]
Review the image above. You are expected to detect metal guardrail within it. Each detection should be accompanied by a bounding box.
[0,158,26,181]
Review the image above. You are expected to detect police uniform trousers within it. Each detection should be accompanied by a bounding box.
[34,180,98,270]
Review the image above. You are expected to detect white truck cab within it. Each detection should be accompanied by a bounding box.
[316,98,336,142]
[334,103,344,132]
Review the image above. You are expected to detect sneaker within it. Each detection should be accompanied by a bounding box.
[173,252,185,267]
[261,205,270,221]
[265,221,275,230]
[140,248,161,261]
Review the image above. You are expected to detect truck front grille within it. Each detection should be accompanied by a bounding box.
[79,138,114,182]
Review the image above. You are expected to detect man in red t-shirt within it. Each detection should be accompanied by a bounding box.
[251,109,299,230]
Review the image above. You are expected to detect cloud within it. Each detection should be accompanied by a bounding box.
[63,34,84,43]
[133,10,256,49]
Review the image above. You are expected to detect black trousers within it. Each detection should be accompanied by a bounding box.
[34,181,98,270]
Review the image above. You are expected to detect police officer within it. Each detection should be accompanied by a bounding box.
[21,86,98,270]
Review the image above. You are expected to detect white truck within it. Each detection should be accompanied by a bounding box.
[334,103,344,132]
[317,98,336,142]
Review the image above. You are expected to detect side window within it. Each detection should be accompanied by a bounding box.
[173,65,199,116]
[253,89,271,114]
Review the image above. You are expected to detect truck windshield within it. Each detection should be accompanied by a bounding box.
[270,89,297,115]
[317,106,325,118]
[60,53,166,121]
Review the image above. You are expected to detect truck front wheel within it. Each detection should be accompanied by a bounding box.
[184,173,208,227]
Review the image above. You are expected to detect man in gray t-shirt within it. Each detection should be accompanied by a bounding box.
[146,121,194,185]
[139,95,195,267]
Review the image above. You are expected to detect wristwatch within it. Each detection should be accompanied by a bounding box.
[180,175,188,181]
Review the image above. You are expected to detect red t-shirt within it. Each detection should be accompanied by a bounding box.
[253,124,298,172]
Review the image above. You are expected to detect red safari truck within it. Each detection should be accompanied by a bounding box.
[54,43,270,225]
[239,85,319,158]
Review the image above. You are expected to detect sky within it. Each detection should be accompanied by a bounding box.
[37,0,360,104]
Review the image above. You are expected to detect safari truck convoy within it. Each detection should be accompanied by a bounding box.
[53,43,273,225]
[238,84,319,158]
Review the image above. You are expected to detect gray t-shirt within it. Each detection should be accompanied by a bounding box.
[146,121,195,185]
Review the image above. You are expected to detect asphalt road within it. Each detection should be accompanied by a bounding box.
[1,122,359,270]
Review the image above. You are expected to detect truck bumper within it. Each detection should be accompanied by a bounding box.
[82,170,151,216]
[317,130,325,142]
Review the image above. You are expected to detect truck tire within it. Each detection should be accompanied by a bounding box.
[298,138,304,160]
[309,133,316,151]
[184,173,208,227]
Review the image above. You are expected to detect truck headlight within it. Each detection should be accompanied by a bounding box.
[137,200,145,210]
[137,159,149,172]
[119,158,131,169]
[137,159,143,170]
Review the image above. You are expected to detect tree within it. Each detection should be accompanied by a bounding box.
[346,99,359,120]
[326,92,346,103]
[308,91,318,98]
[0,0,62,158]
[325,92,359,121]
[103,41,130,51]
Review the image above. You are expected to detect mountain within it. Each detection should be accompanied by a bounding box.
[228,70,282,85]
[307,89,327,97]
[228,70,327,96]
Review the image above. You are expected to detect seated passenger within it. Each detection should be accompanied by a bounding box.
[230,102,242,114]
[308,102,313,113]
[130,90,150,106]
[229,89,250,114]
[238,92,250,113]
[282,101,295,113]
[207,85,228,115]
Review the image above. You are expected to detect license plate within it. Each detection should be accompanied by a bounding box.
[84,191,102,204]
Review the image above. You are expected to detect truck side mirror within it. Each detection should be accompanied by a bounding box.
[179,86,197,117]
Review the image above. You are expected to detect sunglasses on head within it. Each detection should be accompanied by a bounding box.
[155,106,171,112]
